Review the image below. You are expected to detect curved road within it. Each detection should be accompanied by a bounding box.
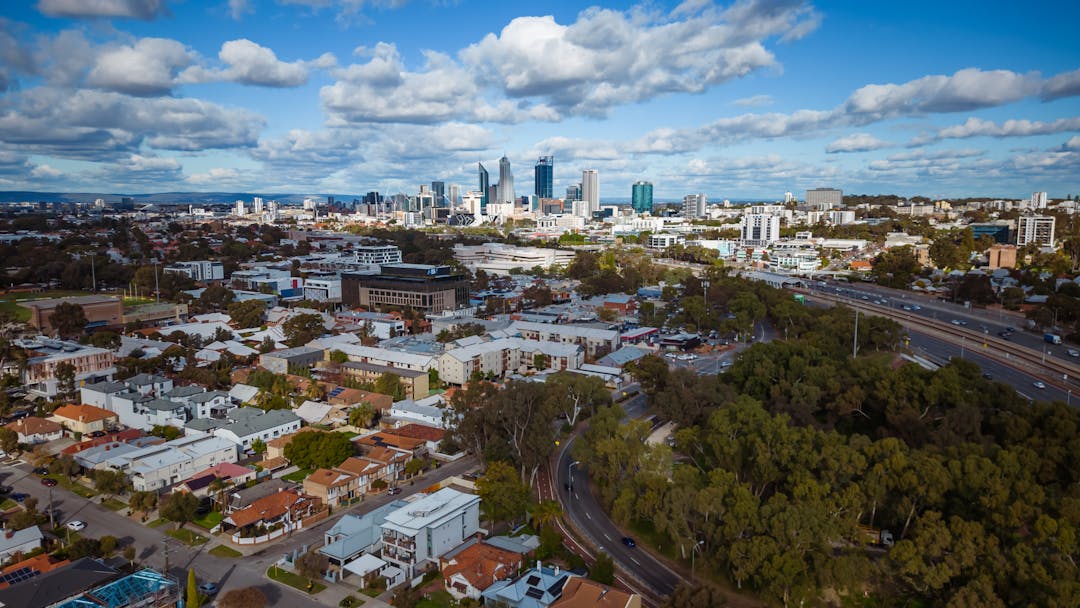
[554,394,683,600]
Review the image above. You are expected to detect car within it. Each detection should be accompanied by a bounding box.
[1069,349,1080,358]
[32,467,49,476]
[910,305,921,311]
[720,360,733,368]
[387,487,402,496]
[1033,381,1047,390]
[982,373,993,380]
[40,478,57,487]
[88,430,106,438]
[66,520,86,532]
[902,305,913,311]
[950,319,965,326]
[621,537,636,548]
[198,583,219,596]
[10,493,28,503]
[0,485,11,495]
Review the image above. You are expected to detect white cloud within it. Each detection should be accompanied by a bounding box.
[214,39,311,87]
[187,167,242,184]
[30,164,63,178]
[843,68,1040,120]
[935,116,1080,140]
[37,0,167,20]
[87,37,194,96]
[1064,136,1080,151]
[826,133,892,153]
[1042,67,1080,101]
[731,94,773,107]
[228,0,252,19]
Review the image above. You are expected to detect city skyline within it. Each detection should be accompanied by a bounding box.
[0,1,1078,199]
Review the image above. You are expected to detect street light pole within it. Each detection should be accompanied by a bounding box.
[691,540,704,582]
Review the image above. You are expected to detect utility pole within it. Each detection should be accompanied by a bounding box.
[163,539,170,575]
[48,488,55,528]
[153,260,160,304]
[90,255,96,293]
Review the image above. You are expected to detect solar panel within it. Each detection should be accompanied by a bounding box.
[329,388,345,397]
[0,567,39,585]
[525,587,544,600]
[547,576,567,595]
[525,575,540,586]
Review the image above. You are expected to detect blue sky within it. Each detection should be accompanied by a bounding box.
[1,0,1078,200]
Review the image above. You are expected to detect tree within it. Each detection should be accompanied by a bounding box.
[546,372,611,427]
[123,545,137,569]
[218,587,266,608]
[49,455,80,477]
[590,553,615,585]
[871,246,924,288]
[294,550,328,587]
[228,300,267,329]
[283,431,355,470]
[329,349,349,364]
[373,373,405,400]
[258,335,276,353]
[476,461,529,530]
[199,284,235,311]
[530,500,562,531]
[282,313,325,347]
[0,427,19,453]
[49,302,87,338]
[160,492,199,527]
[250,438,266,454]
[99,535,117,556]
[129,490,158,513]
[404,458,425,477]
[93,469,127,497]
[187,569,200,608]
[348,403,377,429]
[56,362,76,402]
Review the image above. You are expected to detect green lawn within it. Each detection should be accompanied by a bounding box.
[101,498,127,511]
[266,566,326,594]
[49,475,99,499]
[0,498,18,511]
[193,511,223,530]
[166,527,209,546]
[147,518,170,528]
[208,544,243,558]
[282,468,312,483]
[416,590,454,608]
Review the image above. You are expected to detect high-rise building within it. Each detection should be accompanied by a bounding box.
[1017,215,1055,247]
[582,169,599,214]
[682,193,707,219]
[478,163,489,214]
[431,181,445,207]
[534,156,554,199]
[235,200,245,216]
[741,214,781,246]
[1031,191,1048,209]
[631,181,654,213]
[497,156,515,204]
[806,188,842,210]
[448,184,460,207]
[252,197,264,215]
[566,183,582,201]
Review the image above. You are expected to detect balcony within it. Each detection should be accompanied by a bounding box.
[382,534,416,551]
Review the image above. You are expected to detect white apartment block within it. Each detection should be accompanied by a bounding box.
[582,170,599,215]
[828,210,856,225]
[452,243,576,275]
[165,261,225,282]
[355,245,403,266]
[741,214,781,246]
[1017,215,1055,247]
[304,278,343,303]
[103,434,238,492]
[770,252,820,273]
[437,337,583,386]
[806,188,842,210]
[537,214,586,230]
[647,233,685,249]
[206,408,302,450]
[682,194,707,219]
[380,488,481,580]
[507,320,620,358]
[335,343,436,372]
[1031,191,1048,209]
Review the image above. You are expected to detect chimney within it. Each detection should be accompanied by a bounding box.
[536,560,541,571]
[554,565,559,576]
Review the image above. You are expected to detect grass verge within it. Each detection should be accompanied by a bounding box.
[208,544,243,558]
[416,590,454,608]
[102,498,127,511]
[51,476,99,499]
[192,511,223,530]
[281,468,311,483]
[147,518,169,528]
[266,566,325,594]
[166,527,209,546]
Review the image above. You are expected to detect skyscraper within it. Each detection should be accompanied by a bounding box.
[566,183,582,201]
[478,163,489,214]
[631,181,653,213]
[497,156,514,204]
[431,181,445,207]
[448,184,460,207]
[534,156,553,199]
[582,169,599,214]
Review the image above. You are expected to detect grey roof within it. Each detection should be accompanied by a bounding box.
[0,525,43,553]
[219,408,299,438]
[0,558,118,608]
[127,373,168,386]
[320,501,407,561]
[597,346,649,367]
[263,346,324,360]
[164,386,205,398]
[186,418,224,432]
[188,391,229,403]
[230,479,295,508]
[342,361,425,378]
[114,390,152,403]
[84,381,127,395]
[145,398,185,412]
[485,534,540,554]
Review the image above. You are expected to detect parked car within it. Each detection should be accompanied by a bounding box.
[66,520,87,532]
[11,493,28,503]
[0,485,12,495]
[88,430,107,438]
[40,478,57,487]
[387,487,402,496]
[198,583,219,596]
[32,467,49,476]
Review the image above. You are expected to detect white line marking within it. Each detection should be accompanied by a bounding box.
[631,557,641,565]
[585,512,592,520]
[604,533,612,541]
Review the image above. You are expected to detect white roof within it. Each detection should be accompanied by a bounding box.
[335,343,435,369]
[229,384,259,403]
[382,487,479,535]
[343,553,387,577]
[508,320,618,341]
[442,337,580,363]
[159,321,236,341]
[295,400,333,424]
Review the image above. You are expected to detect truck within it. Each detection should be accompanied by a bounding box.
[858,526,895,547]
[1045,333,1063,345]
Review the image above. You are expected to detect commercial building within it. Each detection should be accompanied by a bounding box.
[478,163,490,214]
[259,346,325,375]
[303,278,343,303]
[21,295,123,334]
[497,156,515,205]
[1017,215,1056,247]
[582,170,599,215]
[988,244,1017,269]
[163,261,224,282]
[335,311,405,340]
[682,193,707,219]
[741,214,781,246]
[16,337,115,398]
[341,264,469,314]
[806,188,843,210]
[647,233,684,249]
[354,245,404,266]
[534,156,553,199]
[969,221,1012,244]
[452,243,575,275]
[631,181,653,214]
[380,487,481,581]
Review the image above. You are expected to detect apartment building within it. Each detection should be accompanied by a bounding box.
[102,434,238,492]
[1017,215,1056,247]
[507,320,619,358]
[17,337,116,398]
[380,488,481,581]
[303,278,343,303]
[164,260,224,282]
[437,337,583,386]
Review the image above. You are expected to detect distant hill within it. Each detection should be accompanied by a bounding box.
[0,191,363,204]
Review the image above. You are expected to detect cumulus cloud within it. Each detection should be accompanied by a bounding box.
[936,116,1080,140]
[30,164,63,179]
[1064,136,1080,151]
[1042,68,1080,101]
[826,133,892,153]
[95,153,183,185]
[87,38,194,96]
[37,0,167,20]
[205,39,313,87]
[731,94,773,107]
[187,167,242,185]
[843,68,1040,120]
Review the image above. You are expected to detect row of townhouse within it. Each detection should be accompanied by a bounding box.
[302,446,411,508]
[80,373,232,430]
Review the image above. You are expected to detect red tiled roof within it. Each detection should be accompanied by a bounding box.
[225,489,311,528]
[52,404,117,424]
[304,468,357,489]
[441,543,521,593]
[5,416,62,436]
[392,423,444,442]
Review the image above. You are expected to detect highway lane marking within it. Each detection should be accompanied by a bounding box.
[585,512,591,520]
[604,533,612,541]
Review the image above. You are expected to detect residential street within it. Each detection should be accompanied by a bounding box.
[1,453,479,606]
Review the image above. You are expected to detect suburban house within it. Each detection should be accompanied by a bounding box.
[101,434,238,492]
[5,417,63,445]
[186,407,302,450]
[319,500,407,584]
[303,468,360,508]
[0,526,44,562]
[388,397,451,429]
[388,423,445,454]
[355,432,427,459]
[380,488,481,582]
[334,456,392,493]
[440,539,525,601]
[225,479,295,514]
[358,446,411,482]
[177,462,257,498]
[550,578,642,608]
[49,404,118,436]
[221,488,323,545]
[481,563,576,608]
[81,374,234,430]
[0,554,69,590]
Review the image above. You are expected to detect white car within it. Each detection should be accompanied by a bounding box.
[1033,381,1047,390]
[66,520,87,532]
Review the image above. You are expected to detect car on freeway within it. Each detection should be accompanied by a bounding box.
[1069,349,1080,357]
[982,373,993,380]
[621,537,636,548]
[951,319,968,326]
[1033,381,1047,390]
[198,583,219,596]
[66,520,87,532]
[40,478,57,487]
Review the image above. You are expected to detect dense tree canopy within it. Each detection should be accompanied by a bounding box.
[283,431,355,470]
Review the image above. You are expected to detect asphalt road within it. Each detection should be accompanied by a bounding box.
[1,453,480,606]
[555,393,682,599]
